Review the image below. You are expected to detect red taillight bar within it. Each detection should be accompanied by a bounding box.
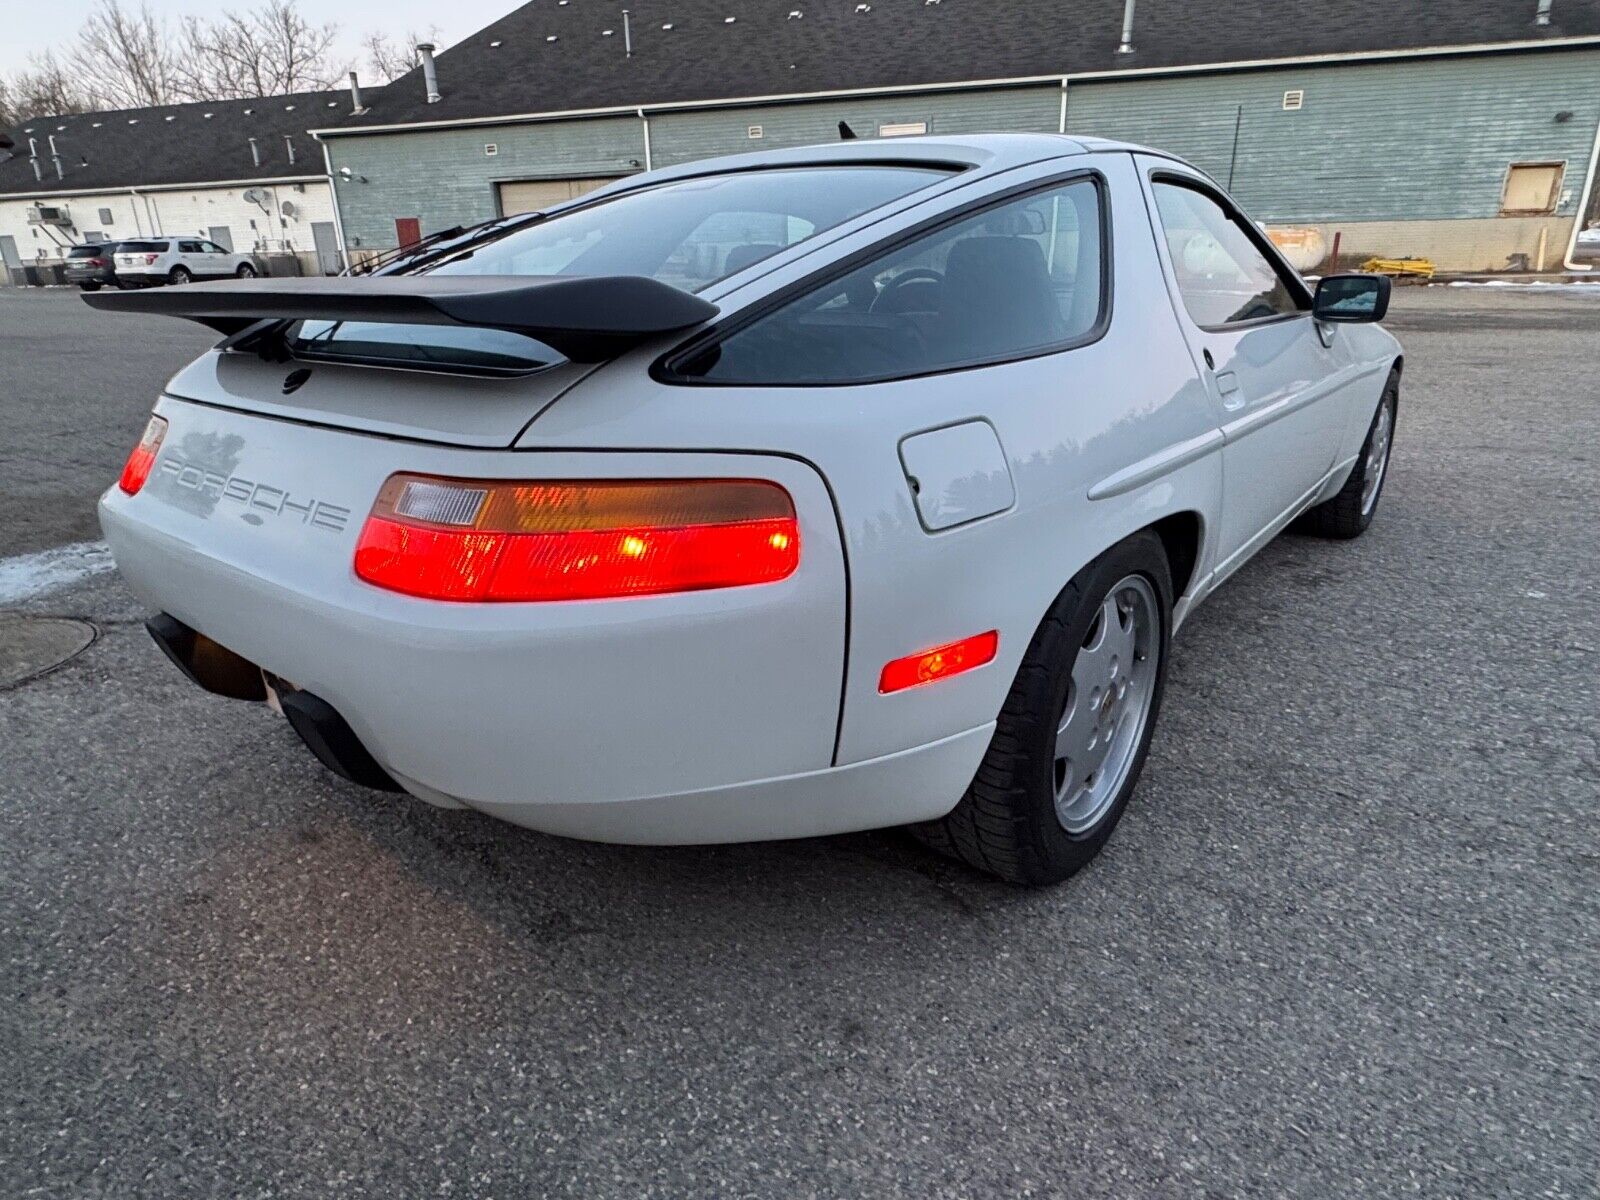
[118,414,168,495]
[354,475,801,602]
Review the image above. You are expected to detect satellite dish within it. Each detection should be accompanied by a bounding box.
[242,187,268,207]
[280,200,298,219]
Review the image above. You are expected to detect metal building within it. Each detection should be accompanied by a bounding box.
[309,0,1600,273]
[0,93,347,282]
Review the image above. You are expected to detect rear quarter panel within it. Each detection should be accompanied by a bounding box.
[520,151,1222,767]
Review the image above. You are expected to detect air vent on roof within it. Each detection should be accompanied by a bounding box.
[485,143,499,156]
[165,115,176,121]
[788,9,802,17]
[879,121,927,137]
[92,122,102,128]
[547,34,559,40]
[1282,89,1304,111]
[491,39,503,45]
[285,103,296,110]
[244,107,254,114]
[602,29,613,35]
[204,112,213,119]
[748,125,763,138]
[725,15,736,22]
[661,22,672,29]
[856,4,871,11]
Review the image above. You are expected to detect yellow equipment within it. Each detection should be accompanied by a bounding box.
[1360,257,1436,280]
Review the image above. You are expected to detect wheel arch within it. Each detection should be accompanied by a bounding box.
[1146,510,1204,603]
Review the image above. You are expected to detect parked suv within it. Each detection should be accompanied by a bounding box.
[63,243,124,291]
[113,238,259,286]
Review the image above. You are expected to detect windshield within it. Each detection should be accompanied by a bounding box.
[289,164,953,375]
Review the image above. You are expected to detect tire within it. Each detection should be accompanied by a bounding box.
[78,282,101,292]
[236,263,257,278]
[1298,371,1398,539]
[167,266,191,286]
[912,530,1173,886]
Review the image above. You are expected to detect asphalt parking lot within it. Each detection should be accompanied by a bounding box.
[1,283,1596,1197]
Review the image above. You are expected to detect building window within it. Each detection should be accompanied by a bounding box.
[1500,162,1564,215]
[1281,90,1304,111]
[878,121,928,137]
[99,207,114,225]
[484,143,499,156]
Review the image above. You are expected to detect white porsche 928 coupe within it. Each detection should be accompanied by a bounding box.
[92,134,1400,885]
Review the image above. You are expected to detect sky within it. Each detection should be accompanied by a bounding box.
[0,0,513,77]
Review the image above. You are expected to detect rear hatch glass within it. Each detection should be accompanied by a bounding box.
[280,165,951,381]
[172,164,953,445]
[118,241,166,253]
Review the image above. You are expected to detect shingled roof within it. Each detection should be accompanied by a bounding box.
[0,90,346,197]
[316,0,1600,132]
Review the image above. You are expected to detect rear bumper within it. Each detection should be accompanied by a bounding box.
[425,724,991,844]
[95,397,971,842]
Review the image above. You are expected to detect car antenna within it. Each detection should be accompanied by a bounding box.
[838,121,857,140]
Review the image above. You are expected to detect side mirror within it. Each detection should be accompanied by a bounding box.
[1312,273,1391,323]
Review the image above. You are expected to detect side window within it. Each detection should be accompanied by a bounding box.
[203,241,226,254]
[674,177,1106,386]
[179,240,203,253]
[1150,181,1303,327]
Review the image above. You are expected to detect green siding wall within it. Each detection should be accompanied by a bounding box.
[1064,48,1600,223]
[325,47,1600,248]
[326,85,1060,249]
[650,86,1061,166]
[327,116,647,249]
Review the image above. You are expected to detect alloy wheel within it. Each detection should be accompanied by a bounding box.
[1361,399,1394,516]
[1053,574,1161,834]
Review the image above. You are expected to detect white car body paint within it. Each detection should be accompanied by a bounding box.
[98,135,1401,843]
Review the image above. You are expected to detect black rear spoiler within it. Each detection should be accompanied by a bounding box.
[81,273,719,362]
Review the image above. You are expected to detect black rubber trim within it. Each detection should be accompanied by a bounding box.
[279,690,403,792]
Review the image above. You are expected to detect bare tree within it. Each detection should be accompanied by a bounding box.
[2,51,102,123]
[68,0,178,108]
[363,28,442,85]
[175,0,345,100]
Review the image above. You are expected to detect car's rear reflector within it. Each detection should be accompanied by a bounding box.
[354,475,800,602]
[879,630,999,694]
[118,414,168,495]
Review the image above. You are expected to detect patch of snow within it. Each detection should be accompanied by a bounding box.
[1444,279,1600,293]
[0,541,116,605]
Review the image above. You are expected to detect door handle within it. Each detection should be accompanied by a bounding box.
[1214,370,1243,409]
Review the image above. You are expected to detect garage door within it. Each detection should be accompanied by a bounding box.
[497,177,621,217]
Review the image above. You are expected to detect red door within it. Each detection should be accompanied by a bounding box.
[394,217,421,248]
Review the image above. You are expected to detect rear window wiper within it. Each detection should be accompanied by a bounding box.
[346,211,548,278]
